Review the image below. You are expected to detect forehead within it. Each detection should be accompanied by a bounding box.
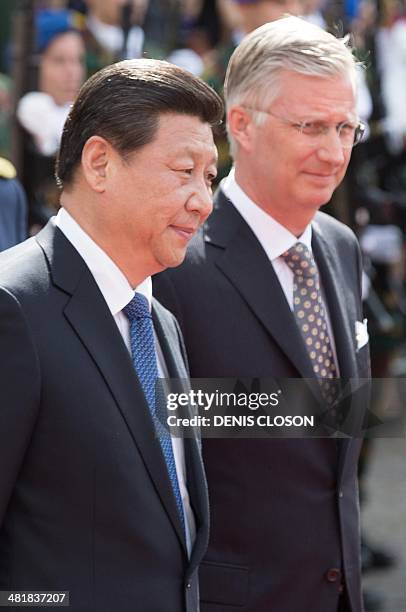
[272,70,356,119]
[148,113,217,160]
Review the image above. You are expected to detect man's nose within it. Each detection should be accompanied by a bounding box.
[316,128,346,165]
[186,180,214,220]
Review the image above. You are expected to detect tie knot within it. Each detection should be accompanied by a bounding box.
[281,242,317,278]
[123,292,151,322]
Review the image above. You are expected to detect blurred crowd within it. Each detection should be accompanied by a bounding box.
[0,0,405,609]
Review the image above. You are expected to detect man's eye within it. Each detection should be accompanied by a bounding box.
[174,168,193,175]
[339,123,355,134]
[300,122,326,136]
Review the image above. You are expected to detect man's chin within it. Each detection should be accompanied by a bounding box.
[160,250,188,271]
[167,256,187,269]
[305,188,336,211]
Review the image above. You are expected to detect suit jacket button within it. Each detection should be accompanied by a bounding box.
[186,582,192,589]
[338,490,344,498]
[326,568,341,583]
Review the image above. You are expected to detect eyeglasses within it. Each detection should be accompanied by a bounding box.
[245,107,366,148]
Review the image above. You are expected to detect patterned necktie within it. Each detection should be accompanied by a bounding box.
[123,292,185,530]
[282,242,338,404]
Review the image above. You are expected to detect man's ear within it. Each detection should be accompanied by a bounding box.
[81,136,112,193]
[227,106,256,153]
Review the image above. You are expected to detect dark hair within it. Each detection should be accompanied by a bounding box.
[56,58,223,187]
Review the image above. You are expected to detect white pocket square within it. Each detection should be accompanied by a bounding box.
[355,319,369,351]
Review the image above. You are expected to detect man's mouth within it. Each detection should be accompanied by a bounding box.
[170,225,197,241]
[304,172,335,181]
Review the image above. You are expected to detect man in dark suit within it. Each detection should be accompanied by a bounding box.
[0,59,222,611]
[154,17,370,612]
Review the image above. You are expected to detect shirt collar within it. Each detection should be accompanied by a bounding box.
[55,208,152,315]
[222,167,313,261]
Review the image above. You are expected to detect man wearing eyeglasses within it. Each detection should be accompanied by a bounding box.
[154,16,369,612]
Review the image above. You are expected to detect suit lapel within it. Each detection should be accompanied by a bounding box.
[312,223,358,380]
[312,222,362,477]
[152,300,188,379]
[36,222,187,553]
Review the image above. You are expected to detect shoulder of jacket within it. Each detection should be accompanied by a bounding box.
[314,210,357,242]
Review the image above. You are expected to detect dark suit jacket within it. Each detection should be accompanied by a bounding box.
[153,188,370,612]
[0,221,209,612]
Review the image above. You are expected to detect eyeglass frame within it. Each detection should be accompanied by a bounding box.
[243,106,366,148]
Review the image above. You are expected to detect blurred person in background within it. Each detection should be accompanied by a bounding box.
[83,0,205,78]
[376,0,406,151]
[301,0,327,27]
[0,74,12,159]
[84,0,148,73]
[16,8,85,230]
[17,9,85,157]
[203,0,304,181]
[203,0,303,93]
[165,0,209,74]
[0,157,27,251]
[233,0,303,31]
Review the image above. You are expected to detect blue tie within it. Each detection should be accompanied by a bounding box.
[123,292,185,531]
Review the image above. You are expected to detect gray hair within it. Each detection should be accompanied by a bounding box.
[224,16,358,158]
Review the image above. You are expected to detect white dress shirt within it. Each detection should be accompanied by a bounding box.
[55,207,196,555]
[222,168,339,369]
